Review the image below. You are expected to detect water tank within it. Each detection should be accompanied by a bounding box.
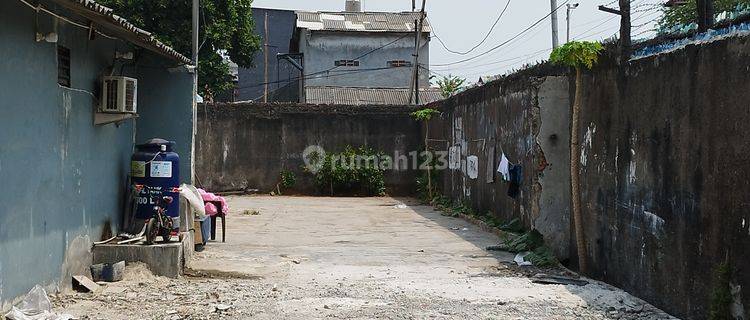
[345,0,361,12]
[131,138,180,227]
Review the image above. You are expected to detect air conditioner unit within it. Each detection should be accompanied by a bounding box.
[101,76,137,113]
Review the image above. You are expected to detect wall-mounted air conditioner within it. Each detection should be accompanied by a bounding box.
[101,76,137,113]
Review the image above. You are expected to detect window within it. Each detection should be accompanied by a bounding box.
[387,60,412,68]
[334,59,359,67]
[57,46,71,87]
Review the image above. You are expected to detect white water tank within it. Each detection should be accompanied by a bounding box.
[345,0,361,12]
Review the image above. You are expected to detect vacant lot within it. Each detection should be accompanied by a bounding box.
[53,196,676,319]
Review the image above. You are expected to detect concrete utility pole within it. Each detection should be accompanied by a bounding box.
[697,0,715,32]
[263,12,269,103]
[410,0,426,105]
[618,0,631,62]
[191,0,199,183]
[550,0,559,49]
[566,3,579,43]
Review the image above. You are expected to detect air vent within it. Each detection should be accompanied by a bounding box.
[57,46,71,87]
[334,60,359,67]
[388,60,412,67]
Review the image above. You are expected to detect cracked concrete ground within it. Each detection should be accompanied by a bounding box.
[52,196,677,319]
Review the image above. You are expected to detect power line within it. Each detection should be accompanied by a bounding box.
[430,0,569,67]
[236,66,412,90]
[430,0,513,55]
[431,47,552,72]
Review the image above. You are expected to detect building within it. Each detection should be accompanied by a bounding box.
[237,1,442,105]
[0,0,194,310]
[235,7,297,102]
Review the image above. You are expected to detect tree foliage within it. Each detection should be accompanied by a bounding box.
[98,0,261,99]
[549,41,604,70]
[436,75,466,98]
[410,108,440,122]
[306,146,386,196]
[658,0,750,32]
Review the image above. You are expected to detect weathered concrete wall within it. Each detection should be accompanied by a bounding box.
[196,103,421,195]
[575,35,750,319]
[425,71,571,260]
[0,0,193,310]
[299,31,429,88]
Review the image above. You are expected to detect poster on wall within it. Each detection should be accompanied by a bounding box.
[467,155,479,179]
[449,146,460,170]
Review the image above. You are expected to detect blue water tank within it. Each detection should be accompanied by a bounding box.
[131,138,180,225]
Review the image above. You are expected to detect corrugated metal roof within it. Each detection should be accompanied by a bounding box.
[305,86,442,105]
[49,0,192,64]
[296,11,431,33]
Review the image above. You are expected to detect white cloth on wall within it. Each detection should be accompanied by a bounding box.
[467,155,479,179]
[497,152,510,181]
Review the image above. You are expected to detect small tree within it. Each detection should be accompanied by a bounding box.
[436,75,466,99]
[549,41,603,274]
[411,108,441,200]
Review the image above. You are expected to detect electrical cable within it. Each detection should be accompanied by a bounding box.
[235,66,412,90]
[430,0,512,55]
[18,0,117,39]
[430,0,569,67]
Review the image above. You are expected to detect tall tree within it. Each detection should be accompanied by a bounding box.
[98,0,261,99]
[549,41,603,274]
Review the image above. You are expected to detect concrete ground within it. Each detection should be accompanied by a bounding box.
[51,196,677,319]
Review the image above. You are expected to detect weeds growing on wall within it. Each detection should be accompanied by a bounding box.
[425,193,558,267]
[709,262,732,320]
[280,170,296,188]
[307,146,386,196]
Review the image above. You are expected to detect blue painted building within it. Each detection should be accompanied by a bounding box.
[0,0,194,310]
[236,7,298,102]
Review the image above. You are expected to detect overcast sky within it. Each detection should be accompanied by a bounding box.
[251,0,664,84]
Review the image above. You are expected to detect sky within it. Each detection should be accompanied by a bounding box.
[251,0,665,84]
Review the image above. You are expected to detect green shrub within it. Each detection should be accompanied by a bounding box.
[308,146,386,196]
[504,230,545,253]
[280,170,296,188]
[526,246,559,267]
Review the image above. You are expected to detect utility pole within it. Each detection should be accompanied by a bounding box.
[566,3,579,43]
[550,0,559,49]
[410,0,426,105]
[697,0,714,32]
[598,1,630,63]
[412,0,416,11]
[191,0,199,183]
[263,12,269,103]
[618,0,631,62]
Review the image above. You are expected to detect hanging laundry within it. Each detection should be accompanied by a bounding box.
[497,153,510,181]
[507,164,523,199]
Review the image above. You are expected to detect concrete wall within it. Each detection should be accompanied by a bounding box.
[425,34,750,319]
[575,36,750,319]
[0,0,192,310]
[195,103,421,195]
[299,31,429,88]
[237,8,297,101]
[425,71,572,260]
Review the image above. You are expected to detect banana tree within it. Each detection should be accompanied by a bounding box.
[549,41,603,274]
